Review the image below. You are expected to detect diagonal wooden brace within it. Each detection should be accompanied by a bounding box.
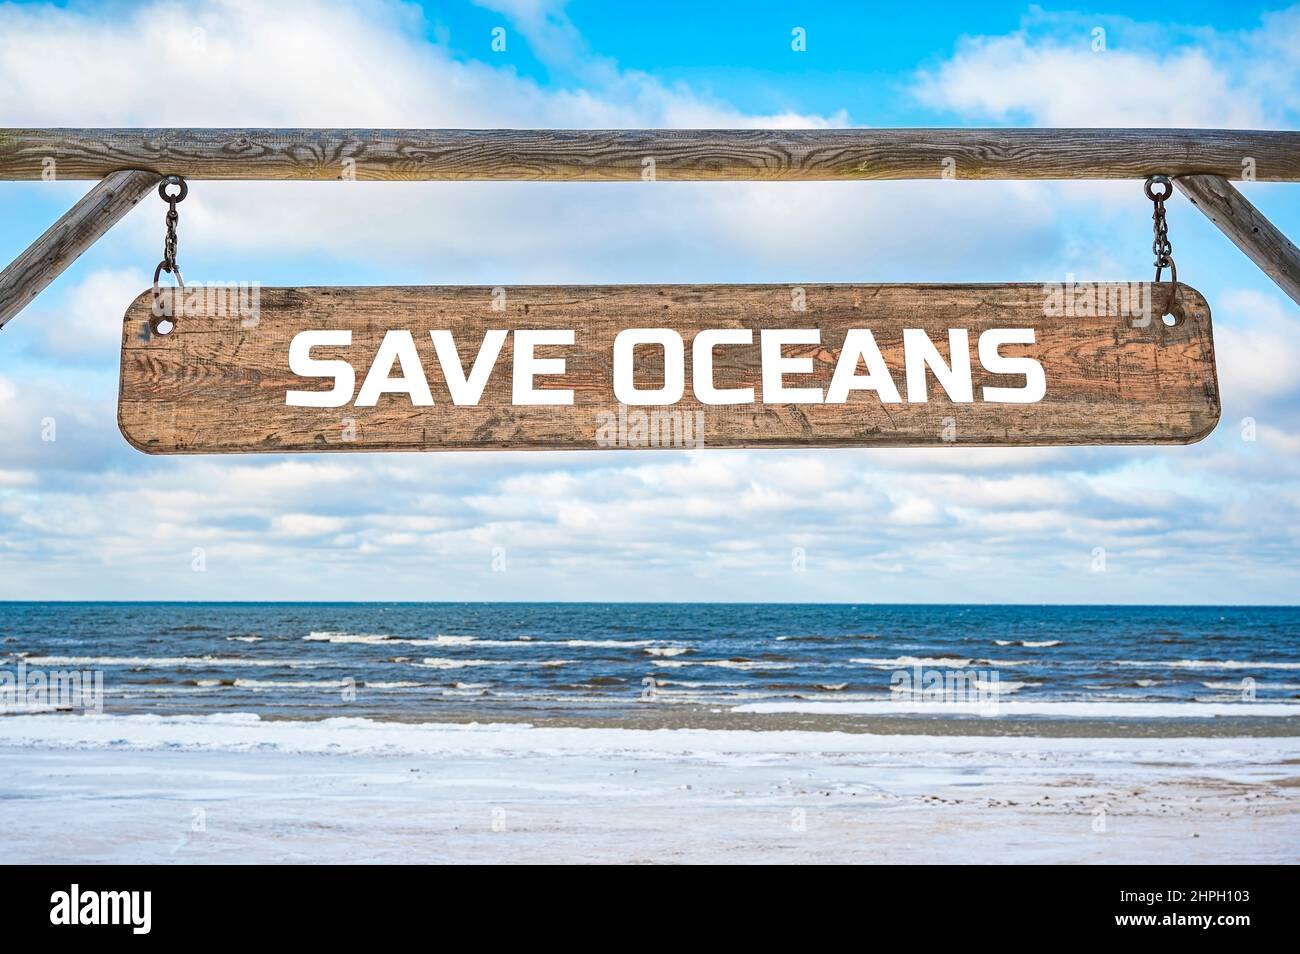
[0,169,160,330]
[1175,174,1300,307]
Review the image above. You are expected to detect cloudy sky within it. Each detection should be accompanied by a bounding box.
[1,0,1299,603]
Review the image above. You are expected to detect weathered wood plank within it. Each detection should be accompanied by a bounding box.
[1175,174,1300,307]
[118,283,1220,453]
[6,128,1300,181]
[0,170,159,329]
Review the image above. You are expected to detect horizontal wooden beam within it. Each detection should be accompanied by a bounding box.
[2,128,1299,182]
[0,169,159,330]
[1175,174,1300,307]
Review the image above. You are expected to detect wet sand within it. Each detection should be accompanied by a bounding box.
[240,705,1300,738]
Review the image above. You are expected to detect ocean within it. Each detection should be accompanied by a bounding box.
[3,602,1298,722]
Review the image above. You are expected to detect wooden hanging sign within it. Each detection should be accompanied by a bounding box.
[118,282,1219,453]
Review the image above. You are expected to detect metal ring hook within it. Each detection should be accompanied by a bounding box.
[1144,175,1173,202]
[158,175,188,204]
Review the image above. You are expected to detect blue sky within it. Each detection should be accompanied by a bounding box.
[1,0,1299,603]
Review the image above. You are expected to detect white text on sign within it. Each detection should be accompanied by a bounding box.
[285,327,1047,407]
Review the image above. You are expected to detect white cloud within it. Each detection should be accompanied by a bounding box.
[915,34,1269,127]
[911,7,1300,127]
[1215,290,1300,407]
[0,0,847,128]
[887,497,944,526]
[25,268,147,359]
[271,513,350,536]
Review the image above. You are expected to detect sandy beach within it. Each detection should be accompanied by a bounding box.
[2,712,1297,864]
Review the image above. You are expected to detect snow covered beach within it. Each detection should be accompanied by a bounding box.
[2,712,1297,864]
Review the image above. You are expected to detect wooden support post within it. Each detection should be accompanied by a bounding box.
[0,170,159,330]
[1175,174,1300,307]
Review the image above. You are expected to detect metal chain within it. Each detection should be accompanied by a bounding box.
[153,175,188,285]
[150,176,188,334]
[162,203,179,270]
[1144,175,1176,284]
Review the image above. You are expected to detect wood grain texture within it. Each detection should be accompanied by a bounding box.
[0,169,158,329]
[5,128,1300,181]
[1176,174,1300,306]
[118,283,1220,454]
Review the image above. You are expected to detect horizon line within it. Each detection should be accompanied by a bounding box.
[1,599,1297,609]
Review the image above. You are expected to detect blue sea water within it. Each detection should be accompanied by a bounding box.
[2,602,1298,720]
